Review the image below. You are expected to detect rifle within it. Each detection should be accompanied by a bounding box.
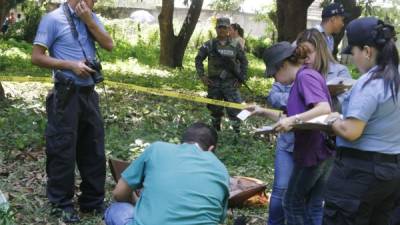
[210,39,253,93]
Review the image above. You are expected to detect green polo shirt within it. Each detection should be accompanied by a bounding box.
[121,142,230,225]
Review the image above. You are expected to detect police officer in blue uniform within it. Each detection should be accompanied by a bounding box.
[32,0,113,222]
[323,17,400,225]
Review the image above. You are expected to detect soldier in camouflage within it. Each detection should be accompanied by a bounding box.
[195,17,248,132]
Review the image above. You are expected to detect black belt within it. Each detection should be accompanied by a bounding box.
[337,147,400,163]
[55,83,94,94]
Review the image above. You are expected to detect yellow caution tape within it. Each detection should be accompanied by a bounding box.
[0,76,246,109]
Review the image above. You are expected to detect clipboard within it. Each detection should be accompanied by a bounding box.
[292,114,340,132]
[327,77,356,95]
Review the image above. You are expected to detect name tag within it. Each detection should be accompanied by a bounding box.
[218,49,235,57]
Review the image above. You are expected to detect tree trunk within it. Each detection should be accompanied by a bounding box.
[0,0,10,101]
[276,0,315,42]
[159,0,204,68]
[0,83,4,101]
[332,0,362,57]
[0,0,11,28]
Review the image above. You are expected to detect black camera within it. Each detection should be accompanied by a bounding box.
[85,59,104,84]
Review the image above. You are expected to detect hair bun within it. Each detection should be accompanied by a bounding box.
[374,22,396,45]
[294,43,311,60]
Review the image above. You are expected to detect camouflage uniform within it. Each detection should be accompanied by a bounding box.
[195,37,248,131]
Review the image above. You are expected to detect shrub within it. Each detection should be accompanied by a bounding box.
[4,1,46,43]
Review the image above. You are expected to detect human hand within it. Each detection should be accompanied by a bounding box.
[200,76,213,86]
[70,60,95,77]
[325,112,341,125]
[245,104,265,116]
[75,0,93,24]
[275,116,296,132]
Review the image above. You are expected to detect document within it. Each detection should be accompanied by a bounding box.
[292,114,342,132]
[254,123,278,134]
[237,109,252,121]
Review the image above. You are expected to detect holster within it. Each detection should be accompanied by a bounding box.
[54,71,75,113]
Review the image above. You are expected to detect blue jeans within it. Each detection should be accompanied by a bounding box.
[283,157,333,225]
[104,202,135,225]
[268,132,294,225]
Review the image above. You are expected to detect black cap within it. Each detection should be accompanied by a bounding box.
[322,3,346,18]
[263,42,296,77]
[342,17,396,54]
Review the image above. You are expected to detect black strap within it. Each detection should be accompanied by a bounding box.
[62,3,98,62]
[62,3,89,61]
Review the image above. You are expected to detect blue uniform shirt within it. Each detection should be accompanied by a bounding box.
[337,67,400,154]
[315,24,334,52]
[121,142,230,225]
[327,62,352,81]
[267,82,295,153]
[34,4,105,86]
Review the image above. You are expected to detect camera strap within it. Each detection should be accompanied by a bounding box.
[62,2,91,62]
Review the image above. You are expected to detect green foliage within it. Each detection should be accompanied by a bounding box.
[0,207,15,225]
[254,2,277,44]
[245,36,272,59]
[0,39,48,74]
[362,0,400,32]
[0,99,46,159]
[209,0,244,11]
[3,0,46,43]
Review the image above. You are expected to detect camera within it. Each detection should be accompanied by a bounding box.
[85,59,104,84]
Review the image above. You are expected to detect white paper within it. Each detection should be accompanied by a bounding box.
[237,110,252,121]
[255,125,276,132]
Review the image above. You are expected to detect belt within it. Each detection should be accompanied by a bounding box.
[55,83,94,94]
[75,85,94,94]
[337,147,400,163]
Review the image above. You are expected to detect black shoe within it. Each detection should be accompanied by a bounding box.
[51,206,80,223]
[80,206,105,215]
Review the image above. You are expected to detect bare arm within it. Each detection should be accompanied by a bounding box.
[293,102,331,122]
[76,1,113,51]
[246,105,282,122]
[31,45,94,77]
[276,101,331,132]
[328,113,366,141]
[112,178,135,203]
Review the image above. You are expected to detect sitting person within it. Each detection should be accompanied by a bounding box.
[104,122,230,225]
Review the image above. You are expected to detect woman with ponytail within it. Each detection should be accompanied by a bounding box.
[323,17,400,225]
[247,29,335,225]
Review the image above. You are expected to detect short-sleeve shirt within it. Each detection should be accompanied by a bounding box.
[121,142,230,225]
[315,24,334,53]
[287,66,334,167]
[326,62,352,81]
[33,4,106,86]
[336,67,400,154]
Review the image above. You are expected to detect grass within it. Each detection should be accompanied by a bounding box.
[0,82,276,225]
[0,24,277,223]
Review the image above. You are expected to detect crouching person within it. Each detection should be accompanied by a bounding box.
[104,122,230,225]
